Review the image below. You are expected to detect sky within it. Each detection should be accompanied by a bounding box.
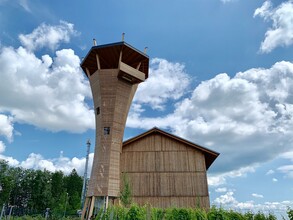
[0,0,293,217]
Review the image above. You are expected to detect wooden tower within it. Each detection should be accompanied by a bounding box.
[80,38,149,219]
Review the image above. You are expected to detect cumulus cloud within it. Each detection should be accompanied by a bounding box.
[19,21,77,51]
[129,60,293,173]
[254,0,293,53]
[19,152,94,176]
[133,58,190,110]
[214,191,237,205]
[213,191,293,213]
[0,154,19,167]
[0,150,93,176]
[208,166,255,186]
[0,43,94,133]
[0,114,13,141]
[174,61,293,172]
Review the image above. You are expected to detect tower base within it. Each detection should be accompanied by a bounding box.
[81,196,117,220]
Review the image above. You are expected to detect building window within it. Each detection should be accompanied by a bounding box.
[96,107,100,115]
[104,127,110,135]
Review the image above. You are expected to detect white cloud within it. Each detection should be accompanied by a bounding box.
[254,0,293,53]
[220,0,236,3]
[129,60,293,173]
[273,178,278,182]
[252,193,264,198]
[208,166,255,186]
[213,191,293,213]
[19,21,77,51]
[266,169,274,175]
[19,0,30,12]
[214,191,237,205]
[277,152,293,178]
[133,58,190,110]
[278,165,293,178]
[0,154,19,167]
[19,152,94,176]
[0,150,94,176]
[0,44,94,133]
[215,187,227,193]
[0,114,13,141]
[280,151,293,160]
[0,141,6,154]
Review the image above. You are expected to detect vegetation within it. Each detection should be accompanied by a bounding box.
[1,159,293,219]
[120,173,132,207]
[89,205,286,220]
[0,159,83,218]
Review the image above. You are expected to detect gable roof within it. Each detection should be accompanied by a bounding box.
[123,127,219,170]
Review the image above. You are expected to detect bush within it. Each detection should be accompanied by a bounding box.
[126,204,145,220]
[288,207,293,220]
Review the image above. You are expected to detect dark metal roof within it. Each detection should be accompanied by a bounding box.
[80,41,149,78]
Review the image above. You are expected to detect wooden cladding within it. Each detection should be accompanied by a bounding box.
[124,172,208,197]
[132,196,210,209]
[121,131,211,209]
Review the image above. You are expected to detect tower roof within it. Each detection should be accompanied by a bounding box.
[80,41,149,78]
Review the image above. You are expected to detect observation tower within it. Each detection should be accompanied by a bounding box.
[80,37,149,219]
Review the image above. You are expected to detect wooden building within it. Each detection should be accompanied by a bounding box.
[80,40,149,219]
[120,127,219,209]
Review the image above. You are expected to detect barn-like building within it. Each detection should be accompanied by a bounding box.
[120,127,219,209]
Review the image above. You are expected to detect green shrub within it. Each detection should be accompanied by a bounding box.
[192,208,208,220]
[207,206,227,220]
[288,207,293,220]
[151,207,165,220]
[254,211,266,220]
[126,204,145,220]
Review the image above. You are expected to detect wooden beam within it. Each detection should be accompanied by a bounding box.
[88,196,95,220]
[81,197,89,220]
[119,50,123,63]
[119,61,145,82]
[85,68,90,78]
[136,62,141,70]
[96,54,101,70]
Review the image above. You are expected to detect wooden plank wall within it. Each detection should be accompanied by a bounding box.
[121,133,210,209]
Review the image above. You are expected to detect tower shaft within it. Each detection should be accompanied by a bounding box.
[87,69,138,197]
[80,41,149,219]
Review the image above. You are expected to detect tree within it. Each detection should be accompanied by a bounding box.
[51,171,65,212]
[30,169,52,212]
[64,169,82,213]
[120,173,132,207]
[0,160,14,205]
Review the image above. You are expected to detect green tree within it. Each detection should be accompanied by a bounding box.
[9,167,33,215]
[0,160,14,205]
[51,171,66,212]
[120,173,132,207]
[30,169,52,212]
[64,169,82,213]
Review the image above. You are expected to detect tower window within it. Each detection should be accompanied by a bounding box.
[104,127,110,135]
[96,107,100,115]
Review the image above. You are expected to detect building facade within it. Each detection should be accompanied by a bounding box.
[121,127,219,209]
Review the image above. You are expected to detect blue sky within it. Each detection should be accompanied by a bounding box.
[1,0,293,216]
